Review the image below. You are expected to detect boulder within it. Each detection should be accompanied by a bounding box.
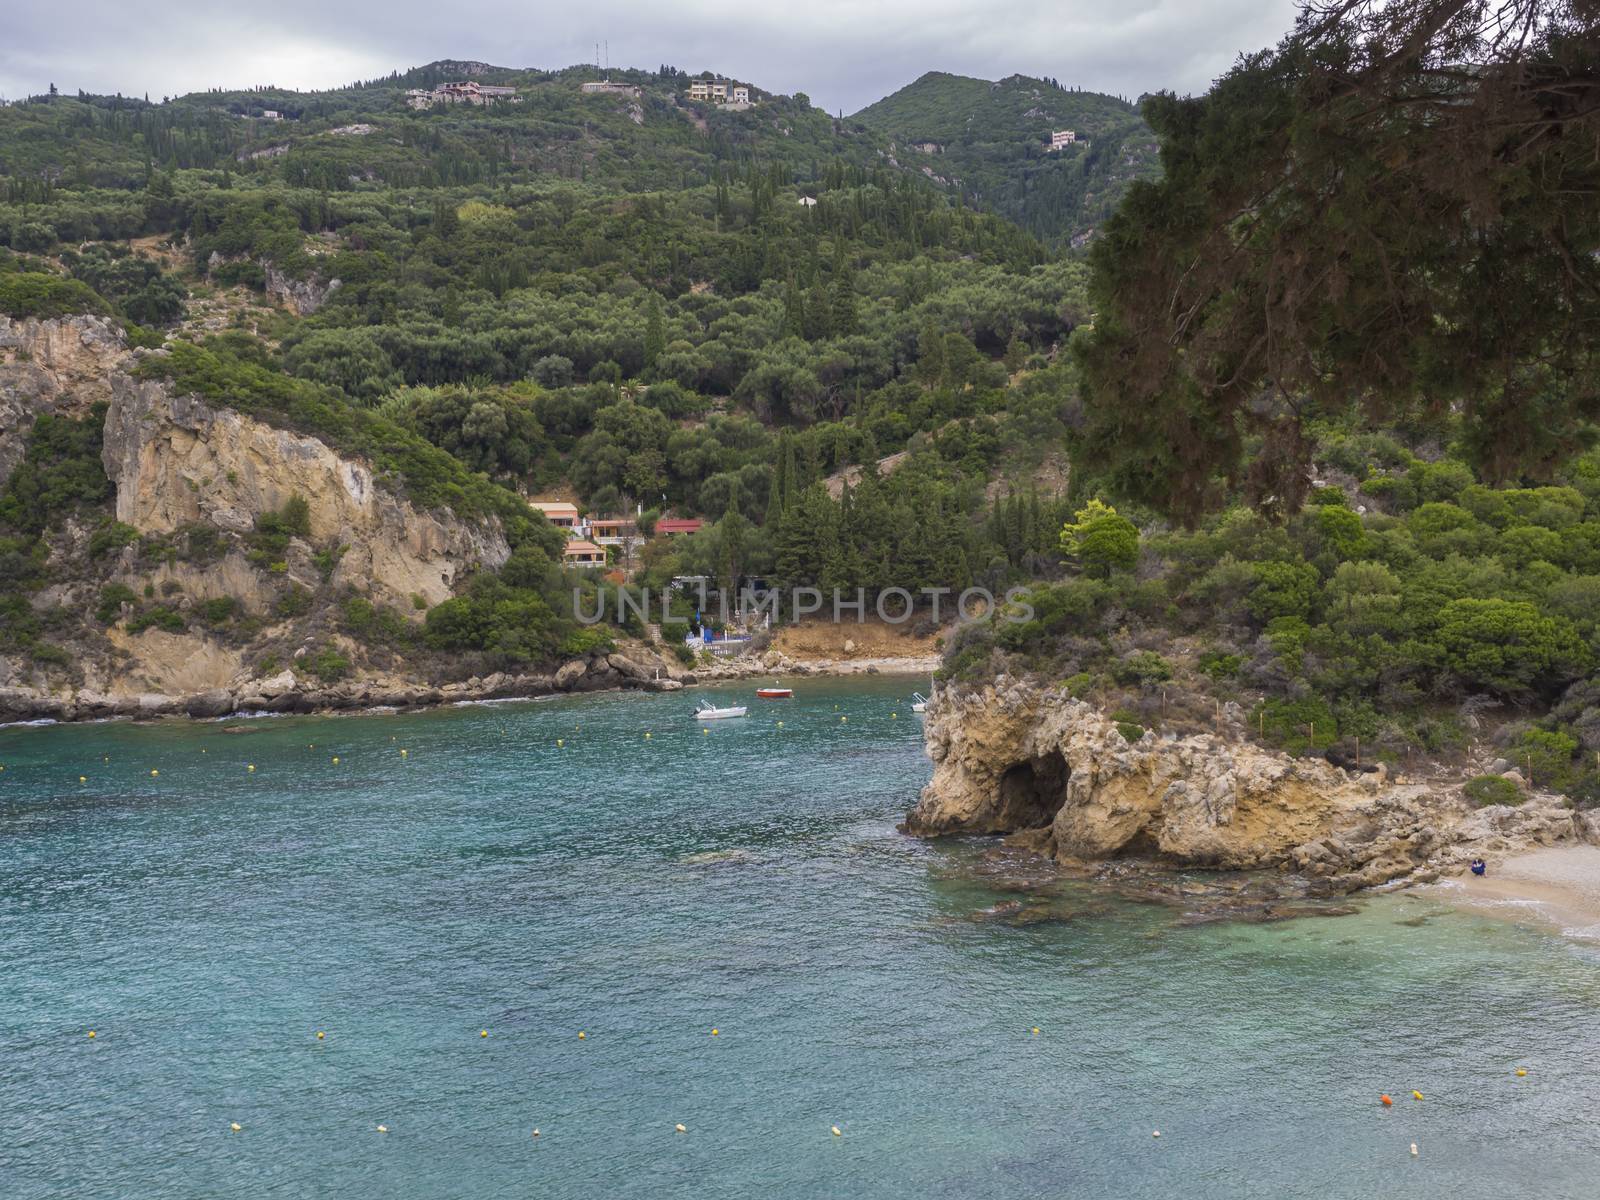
[184,689,236,719]
[258,670,298,697]
[555,659,588,690]
[607,652,654,682]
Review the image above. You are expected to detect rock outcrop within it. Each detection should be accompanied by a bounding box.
[906,678,1588,892]
[0,314,127,484]
[262,262,340,315]
[100,379,510,612]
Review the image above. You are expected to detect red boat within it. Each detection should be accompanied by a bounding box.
[755,686,793,699]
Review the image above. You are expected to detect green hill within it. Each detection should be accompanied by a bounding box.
[851,71,1161,244]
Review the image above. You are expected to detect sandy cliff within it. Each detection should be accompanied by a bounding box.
[905,677,1590,893]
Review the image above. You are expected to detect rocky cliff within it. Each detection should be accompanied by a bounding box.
[0,314,126,484]
[100,378,508,612]
[0,316,515,709]
[906,678,1590,893]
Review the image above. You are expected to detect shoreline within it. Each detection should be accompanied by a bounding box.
[0,654,941,728]
[1416,846,1600,942]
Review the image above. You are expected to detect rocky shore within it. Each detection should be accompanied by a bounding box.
[905,676,1598,897]
[0,647,938,725]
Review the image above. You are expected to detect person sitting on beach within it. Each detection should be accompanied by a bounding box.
[1470,858,1487,877]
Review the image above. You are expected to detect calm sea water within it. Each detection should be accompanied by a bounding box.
[2,677,1598,1199]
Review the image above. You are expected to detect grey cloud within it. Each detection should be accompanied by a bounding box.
[0,0,1299,113]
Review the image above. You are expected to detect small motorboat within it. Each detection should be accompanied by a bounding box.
[755,683,793,699]
[695,699,747,720]
[910,692,928,713]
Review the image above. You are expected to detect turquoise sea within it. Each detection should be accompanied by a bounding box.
[2,676,1598,1199]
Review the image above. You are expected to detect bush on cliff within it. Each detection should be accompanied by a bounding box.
[1463,775,1522,807]
[0,271,111,319]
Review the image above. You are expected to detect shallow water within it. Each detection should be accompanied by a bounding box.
[2,678,1598,1199]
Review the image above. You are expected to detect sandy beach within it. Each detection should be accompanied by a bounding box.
[1426,844,1600,941]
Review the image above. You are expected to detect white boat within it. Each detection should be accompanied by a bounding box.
[695,700,747,720]
[910,692,928,714]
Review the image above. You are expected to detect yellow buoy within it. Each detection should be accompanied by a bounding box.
[532,1129,540,1138]
[1516,1068,1527,1077]
[1032,1027,1040,1035]
[557,739,564,748]
[480,1029,488,1038]
[674,1124,686,1133]
[400,749,407,757]
[831,1125,842,1137]
[79,776,87,783]
[247,764,255,772]
[702,728,709,735]
[316,1031,325,1040]
[150,769,159,777]
[710,1028,719,1036]
[891,713,897,719]
[645,732,652,739]
[376,1125,388,1133]
[332,756,340,765]
[840,716,847,723]
[578,1031,586,1040]
[1412,1091,1424,1101]
[777,721,783,728]
[87,1030,96,1039]
[230,1123,242,1133]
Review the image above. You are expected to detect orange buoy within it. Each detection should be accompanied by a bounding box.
[1380,1094,1392,1106]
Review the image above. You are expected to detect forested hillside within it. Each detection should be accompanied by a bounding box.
[0,60,1087,693]
[851,72,1161,243]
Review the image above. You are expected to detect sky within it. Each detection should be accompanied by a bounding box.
[0,0,1300,114]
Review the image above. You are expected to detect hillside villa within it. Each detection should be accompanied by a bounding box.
[561,540,607,567]
[406,81,520,109]
[1049,129,1078,150]
[687,80,753,107]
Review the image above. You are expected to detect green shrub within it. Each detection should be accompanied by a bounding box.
[0,272,110,319]
[559,625,615,658]
[1115,721,1145,743]
[313,544,346,581]
[95,583,138,624]
[1464,775,1523,807]
[672,642,696,665]
[1198,651,1243,679]
[273,586,313,618]
[1111,650,1172,686]
[199,596,239,625]
[88,521,140,559]
[127,605,184,634]
[306,647,351,683]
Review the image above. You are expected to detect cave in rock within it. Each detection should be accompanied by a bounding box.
[994,749,1070,831]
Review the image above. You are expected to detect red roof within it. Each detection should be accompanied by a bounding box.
[656,518,703,535]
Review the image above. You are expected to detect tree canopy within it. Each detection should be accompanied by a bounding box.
[1077,0,1600,522]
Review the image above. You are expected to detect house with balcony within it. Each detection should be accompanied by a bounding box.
[530,500,580,531]
[587,517,639,547]
[656,518,704,537]
[562,540,607,567]
[1049,129,1079,151]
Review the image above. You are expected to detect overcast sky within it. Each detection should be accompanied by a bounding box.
[0,0,1300,114]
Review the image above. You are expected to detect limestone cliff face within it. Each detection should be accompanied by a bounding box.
[100,379,509,612]
[906,678,1585,892]
[0,314,127,484]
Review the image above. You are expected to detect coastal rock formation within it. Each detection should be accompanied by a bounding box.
[101,379,509,612]
[906,678,1589,892]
